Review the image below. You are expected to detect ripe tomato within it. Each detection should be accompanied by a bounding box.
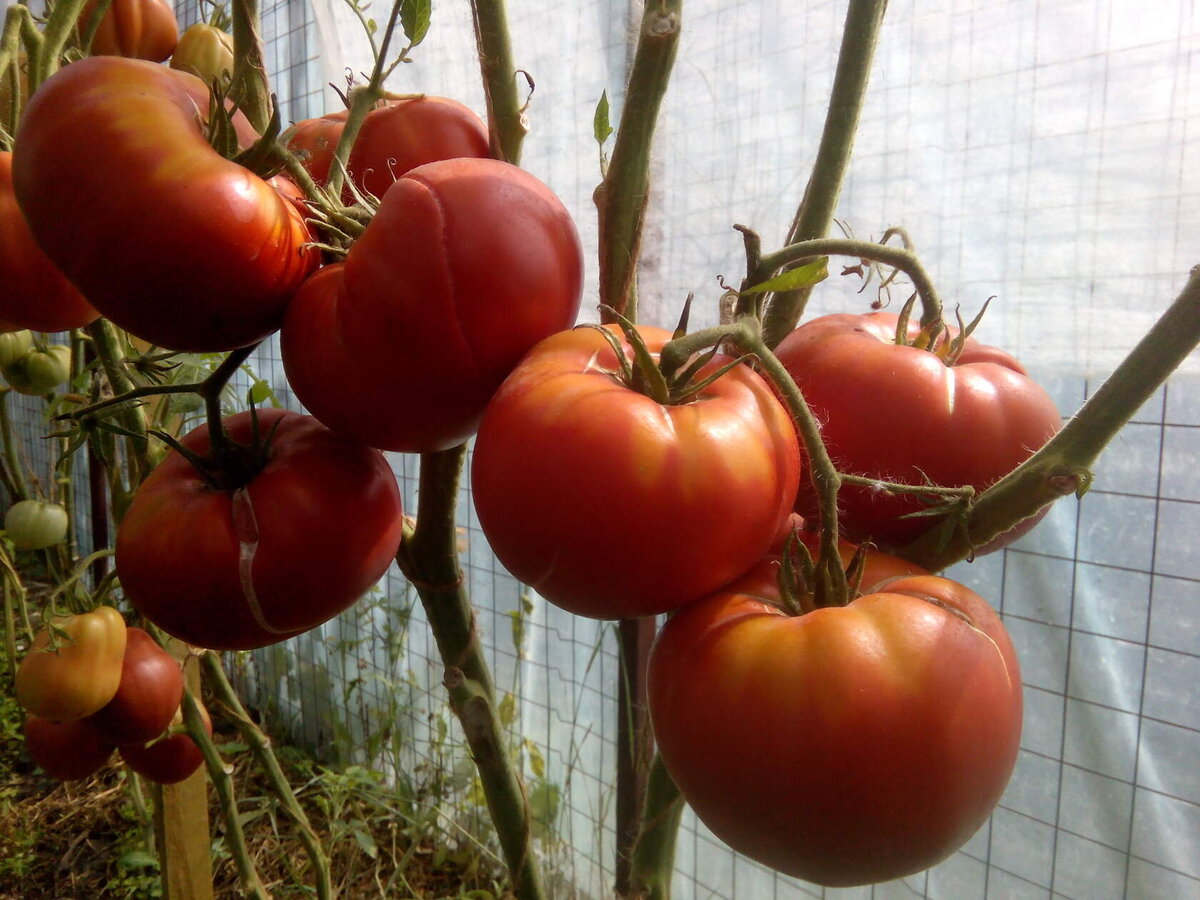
[282,157,584,452]
[169,23,234,88]
[283,95,490,198]
[4,498,69,550]
[0,152,99,332]
[649,568,1022,886]
[470,325,801,619]
[87,627,184,746]
[115,408,404,650]
[25,715,115,781]
[774,312,1061,551]
[12,57,317,351]
[120,700,211,785]
[85,0,179,62]
[15,606,128,721]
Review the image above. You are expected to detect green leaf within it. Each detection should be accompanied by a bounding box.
[248,378,274,407]
[741,258,829,296]
[498,691,516,728]
[399,0,431,46]
[352,826,379,859]
[526,740,545,779]
[117,850,159,872]
[528,777,560,838]
[593,90,613,145]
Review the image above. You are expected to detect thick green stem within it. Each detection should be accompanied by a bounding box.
[180,683,271,900]
[229,0,272,134]
[30,0,88,87]
[625,753,684,900]
[0,391,29,500]
[761,0,889,347]
[595,0,683,324]
[752,236,944,331]
[84,320,153,495]
[903,266,1200,570]
[470,0,526,164]
[395,445,544,900]
[201,651,333,900]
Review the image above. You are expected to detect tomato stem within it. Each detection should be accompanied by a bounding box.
[754,236,946,335]
[228,0,272,134]
[902,265,1200,570]
[595,0,683,325]
[660,319,850,608]
[625,752,685,900]
[759,0,890,348]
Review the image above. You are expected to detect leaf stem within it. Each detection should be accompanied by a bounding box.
[625,753,684,900]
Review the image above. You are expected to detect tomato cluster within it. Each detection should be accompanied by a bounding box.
[16,610,207,785]
[0,23,1067,890]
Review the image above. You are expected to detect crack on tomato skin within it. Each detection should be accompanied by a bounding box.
[230,487,291,636]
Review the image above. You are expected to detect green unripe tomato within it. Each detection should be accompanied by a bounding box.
[5,499,69,550]
[2,343,71,394]
[0,330,33,368]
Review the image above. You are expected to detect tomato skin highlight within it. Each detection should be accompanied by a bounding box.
[115,409,404,650]
[12,57,317,352]
[0,153,99,332]
[282,157,584,452]
[775,312,1062,551]
[470,325,801,619]
[648,566,1022,887]
[15,607,128,722]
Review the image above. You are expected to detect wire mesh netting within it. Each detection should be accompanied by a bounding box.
[2,0,1195,897]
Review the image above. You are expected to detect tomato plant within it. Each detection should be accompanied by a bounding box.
[169,23,234,88]
[4,498,69,550]
[84,0,179,62]
[283,95,490,198]
[87,627,184,746]
[24,715,115,781]
[120,700,211,785]
[282,156,584,452]
[648,565,1022,886]
[115,408,405,650]
[0,152,100,333]
[470,324,801,619]
[12,57,317,352]
[15,607,127,722]
[774,311,1062,551]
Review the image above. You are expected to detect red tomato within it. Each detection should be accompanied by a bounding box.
[25,715,115,781]
[87,627,184,746]
[284,96,490,199]
[12,57,317,351]
[648,567,1022,886]
[85,0,179,62]
[120,701,211,785]
[282,157,584,452]
[115,409,404,650]
[470,325,801,619]
[0,152,99,332]
[774,312,1061,551]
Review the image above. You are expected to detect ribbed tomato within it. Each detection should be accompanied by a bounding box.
[649,566,1022,886]
[471,325,801,619]
[13,57,316,351]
